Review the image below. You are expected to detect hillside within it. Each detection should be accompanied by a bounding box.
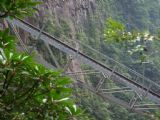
[8,0,160,120]
[29,0,160,120]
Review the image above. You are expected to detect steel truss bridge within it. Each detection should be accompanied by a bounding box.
[7,18,160,116]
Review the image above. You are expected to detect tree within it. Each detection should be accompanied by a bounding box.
[104,18,156,63]
[0,0,92,119]
[103,18,160,119]
[0,0,40,18]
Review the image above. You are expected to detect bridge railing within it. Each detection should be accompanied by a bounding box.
[9,18,160,98]
[77,39,160,95]
[43,33,160,95]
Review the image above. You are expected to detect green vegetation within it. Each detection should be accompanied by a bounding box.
[72,1,160,119]
[104,18,156,63]
[0,0,41,18]
[103,18,160,120]
[0,33,79,119]
[104,18,137,42]
[3,0,159,120]
[0,0,93,119]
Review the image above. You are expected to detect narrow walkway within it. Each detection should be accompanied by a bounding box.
[8,18,160,112]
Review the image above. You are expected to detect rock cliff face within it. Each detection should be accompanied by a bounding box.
[47,0,96,82]
[13,0,160,83]
[37,0,96,38]
[33,0,98,82]
[26,0,160,83]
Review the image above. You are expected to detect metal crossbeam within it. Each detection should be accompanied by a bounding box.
[28,20,47,54]
[66,70,100,75]
[100,87,133,94]
[10,23,29,54]
[75,79,150,117]
[134,104,160,110]
[129,94,139,108]
[10,21,60,69]
[95,73,108,92]
[135,104,160,108]
[44,42,61,69]
[8,18,160,112]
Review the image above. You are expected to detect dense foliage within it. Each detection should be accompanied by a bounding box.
[42,0,160,120]
[0,0,93,119]
[103,17,160,120]
[0,0,40,18]
[3,0,159,120]
[0,31,81,119]
[104,18,157,63]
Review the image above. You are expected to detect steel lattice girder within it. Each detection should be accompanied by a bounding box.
[7,18,160,114]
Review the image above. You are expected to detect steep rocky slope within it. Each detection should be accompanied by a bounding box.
[33,0,98,82]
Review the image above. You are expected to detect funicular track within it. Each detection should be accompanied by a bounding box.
[7,18,160,113]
